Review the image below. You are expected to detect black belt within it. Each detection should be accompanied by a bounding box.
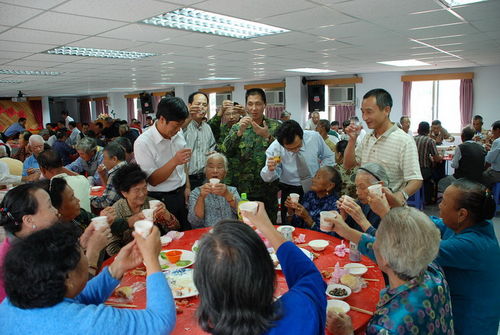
[278,182,303,191]
[149,184,185,196]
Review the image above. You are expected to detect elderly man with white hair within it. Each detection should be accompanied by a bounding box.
[21,134,45,178]
[65,136,103,186]
[326,206,454,335]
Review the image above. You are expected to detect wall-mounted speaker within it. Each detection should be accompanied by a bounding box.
[308,85,325,113]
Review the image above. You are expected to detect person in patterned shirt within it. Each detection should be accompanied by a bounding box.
[327,206,454,335]
[220,88,281,223]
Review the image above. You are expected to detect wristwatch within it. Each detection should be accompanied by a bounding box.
[401,190,409,206]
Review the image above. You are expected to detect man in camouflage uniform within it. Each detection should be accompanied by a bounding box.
[220,88,281,223]
[208,100,244,147]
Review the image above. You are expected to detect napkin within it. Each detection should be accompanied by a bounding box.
[166,231,184,240]
[294,233,306,243]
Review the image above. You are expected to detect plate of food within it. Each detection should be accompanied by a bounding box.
[326,284,352,299]
[159,249,195,271]
[327,299,350,314]
[269,247,313,270]
[165,268,198,299]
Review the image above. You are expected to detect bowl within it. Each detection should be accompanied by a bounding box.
[308,239,329,251]
[326,284,352,299]
[277,225,295,233]
[327,299,350,314]
[165,250,182,264]
[344,263,368,276]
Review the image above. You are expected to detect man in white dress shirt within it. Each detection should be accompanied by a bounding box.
[134,97,192,230]
[261,120,335,224]
[184,92,216,190]
[61,111,74,129]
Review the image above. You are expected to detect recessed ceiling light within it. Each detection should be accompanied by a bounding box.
[0,79,25,84]
[199,76,240,80]
[45,46,156,60]
[0,69,61,76]
[377,59,430,67]
[152,82,185,85]
[440,0,487,7]
[141,8,289,39]
[285,68,336,74]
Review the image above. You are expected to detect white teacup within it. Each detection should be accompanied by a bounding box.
[367,184,383,197]
[142,209,154,222]
[91,216,108,231]
[149,200,161,211]
[239,201,258,215]
[289,193,300,203]
[320,211,338,232]
[209,178,220,185]
[134,220,153,238]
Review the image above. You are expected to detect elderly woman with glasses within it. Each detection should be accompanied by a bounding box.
[107,163,179,255]
[326,206,454,335]
[0,224,176,335]
[188,152,240,228]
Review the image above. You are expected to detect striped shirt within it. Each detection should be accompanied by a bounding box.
[414,135,438,169]
[355,123,422,192]
[184,120,216,175]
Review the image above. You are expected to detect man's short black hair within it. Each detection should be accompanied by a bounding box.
[431,120,441,126]
[156,97,188,122]
[68,121,77,128]
[55,129,67,139]
[103,142,126,161]
[245,88,266,104]
[188,91,209,104]
[81,122,89,127]
[146,116,153,121]
[61,111,68,116]
[275,120,303,146]
[331,121,339,127]
[417,121,430,136]
[363,88,393,111]
[37,150,63,169]
[18,117,26,123]
[461,126,475,141]
[472,115,483,122]
[317,119,330,133]
[492,120,500,131]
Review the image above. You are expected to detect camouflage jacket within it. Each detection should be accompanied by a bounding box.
[219,116,280,198]
[207,114,232,146]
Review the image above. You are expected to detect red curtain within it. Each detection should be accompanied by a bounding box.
[153,95,162,114]
[402,81,412,117]
[79,100,91,123]
[265,105,285,120]
[127,98,135,123]
[334,104,355,125]
[95,99,108,117]
[28,100,43,128]
[459,79,473,129]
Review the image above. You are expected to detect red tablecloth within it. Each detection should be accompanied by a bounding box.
[105,227,385,334]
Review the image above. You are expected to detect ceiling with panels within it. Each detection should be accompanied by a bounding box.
[0,0,499,97]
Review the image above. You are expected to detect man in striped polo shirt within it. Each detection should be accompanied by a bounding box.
[184,91,216,190]
[343,88,422,206]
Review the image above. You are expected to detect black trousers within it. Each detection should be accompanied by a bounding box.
[421,167,435,204]
[278,182,304,225]
[149,185,190,231]
[188,172,205,190]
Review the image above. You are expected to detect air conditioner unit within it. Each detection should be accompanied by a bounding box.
[215,93,232,106]
[329,86,355,104]
[265,91,284,105]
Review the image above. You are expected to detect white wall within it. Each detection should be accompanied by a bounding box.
[107,92,128,121]
[41,96,50,125]
[472,65,500,127]
[285,76,308,125]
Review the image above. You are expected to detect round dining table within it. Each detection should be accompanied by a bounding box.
[104,227,385,335]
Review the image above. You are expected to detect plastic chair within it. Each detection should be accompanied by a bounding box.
[407,186,424,210]
[493,182,500,213]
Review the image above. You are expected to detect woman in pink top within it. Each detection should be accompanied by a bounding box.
[0,183,60,301]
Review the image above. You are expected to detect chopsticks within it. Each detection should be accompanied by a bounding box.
[105,303,138,308]
[327,265,375,269]
[363,278,379,282]
[350,306,374,315]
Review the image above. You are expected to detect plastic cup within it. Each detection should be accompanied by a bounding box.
[142,209,154,222]
[277,225,295,241]
[91,216,108,230]
[367,184,383,197]
[134,220,153,238]
[209,178,220,185]
[289,193,300,203]
[149,200,161,211]
[239,201,258,215]
[165,250,182,264]
[320,211,338,232]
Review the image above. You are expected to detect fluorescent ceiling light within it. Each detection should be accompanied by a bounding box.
[46,46,156,60]
[377,59,430,67]
[152,82,185,85]
[0,79,25,84]
[285,68,336,73]
[0,69,61,76]
[440,0,487,7]
[199,77,240,81]
[141,8,289,39]
[410,22,464,30]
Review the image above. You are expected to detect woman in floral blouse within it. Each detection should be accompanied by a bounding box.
[327,206,454,335]
[108,163,179,255]
[284,166,340,233]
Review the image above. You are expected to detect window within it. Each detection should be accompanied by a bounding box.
[410,80,461,133]
[133,98,139,118]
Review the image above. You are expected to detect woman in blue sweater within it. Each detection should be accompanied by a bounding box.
[194,202,327,335]
[0,223,176,335]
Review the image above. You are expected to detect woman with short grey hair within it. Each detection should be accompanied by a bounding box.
[188,152,240,227]
[66,137,104,185]
[326,206,454,335]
